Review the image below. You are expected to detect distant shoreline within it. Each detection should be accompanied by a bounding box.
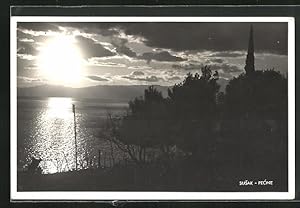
[17,95,131,104]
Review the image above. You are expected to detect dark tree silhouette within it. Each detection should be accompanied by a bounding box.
[220,69,288,182]
[225,70,287,120]
[120,86,168,147]
[95,64,288,191]
[168,66,219,119]
[167,66,220,157]
[103,86,173,165]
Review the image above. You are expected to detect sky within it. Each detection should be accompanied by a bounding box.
[16,22,288,88]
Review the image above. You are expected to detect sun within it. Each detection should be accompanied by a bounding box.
[38,34,84,86]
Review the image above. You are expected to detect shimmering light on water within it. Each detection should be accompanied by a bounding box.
[32,97,76,173]
[17,97,128,174]
[47,97,73,119]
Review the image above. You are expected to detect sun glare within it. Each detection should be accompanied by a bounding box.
[38,34,84,86]
[47,97,73,119]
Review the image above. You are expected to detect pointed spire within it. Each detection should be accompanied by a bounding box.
[244,25,255,75]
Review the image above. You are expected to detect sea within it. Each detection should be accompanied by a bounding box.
[17,97,129,174]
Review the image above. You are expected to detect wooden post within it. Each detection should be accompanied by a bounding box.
[98,150,101,168]
[72,104,78,171]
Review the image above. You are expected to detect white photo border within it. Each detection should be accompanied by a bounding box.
[10,16,295,201]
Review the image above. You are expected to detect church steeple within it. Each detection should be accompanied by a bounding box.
[244,25,255,75]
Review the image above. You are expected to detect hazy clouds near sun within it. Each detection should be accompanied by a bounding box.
[16,22,288,88]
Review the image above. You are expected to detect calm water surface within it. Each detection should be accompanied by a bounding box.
[17,97,128,174]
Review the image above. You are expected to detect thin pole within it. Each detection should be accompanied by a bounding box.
[98,150,101,168]
[72,104,78,171]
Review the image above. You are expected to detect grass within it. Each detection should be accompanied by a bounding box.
[18,152,287,192]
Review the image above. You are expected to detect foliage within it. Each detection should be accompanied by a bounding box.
[101,66,288,169]
[119,86,169,147]
[102,86,172,164]
[225,70,287,119]
[167,66,220,154]
[167,66,220,119]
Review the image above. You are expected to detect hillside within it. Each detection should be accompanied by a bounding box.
[17,79,229,101]
[17,85,170,101]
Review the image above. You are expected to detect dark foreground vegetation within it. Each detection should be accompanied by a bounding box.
[18,66,288,192]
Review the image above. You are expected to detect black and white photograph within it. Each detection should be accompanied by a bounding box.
[10,17,295,200]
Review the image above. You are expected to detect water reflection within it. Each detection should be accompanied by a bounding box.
[18,97,128,174]
[32,97,77,174]
[47,97,73,119]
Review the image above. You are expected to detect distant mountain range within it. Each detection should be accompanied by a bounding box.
[17,85,169,102]
[17,79,229,102]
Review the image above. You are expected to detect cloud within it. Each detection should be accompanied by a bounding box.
[17,29,32,39]
[172,63,204,71]
[208,58,224,63]
[173,62,242,73]
[87,58,126,68]
[131,71,145,76]
[17,54,36,61]
[75,35,115,59]
[139,51,186,63]
[56,24,141,59]
[168,76,182,81]
[209,51,246,58]
[17,41,38,56]
[118,22,287,55]
[18,22,288,55]
[19,38,35,43]
[112,39,185,63]
[15,22,288,87]
[18,22,61,32]
[57,22,119,37]
[17,76,46,87]
[86,75,110,82]
[88,32,138,59]
[128,66,152,70]
[210,63,242,73]
[17,76,45,83]
[123,71,161,82]
[116,44,137,58]
[17,56,38,77]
